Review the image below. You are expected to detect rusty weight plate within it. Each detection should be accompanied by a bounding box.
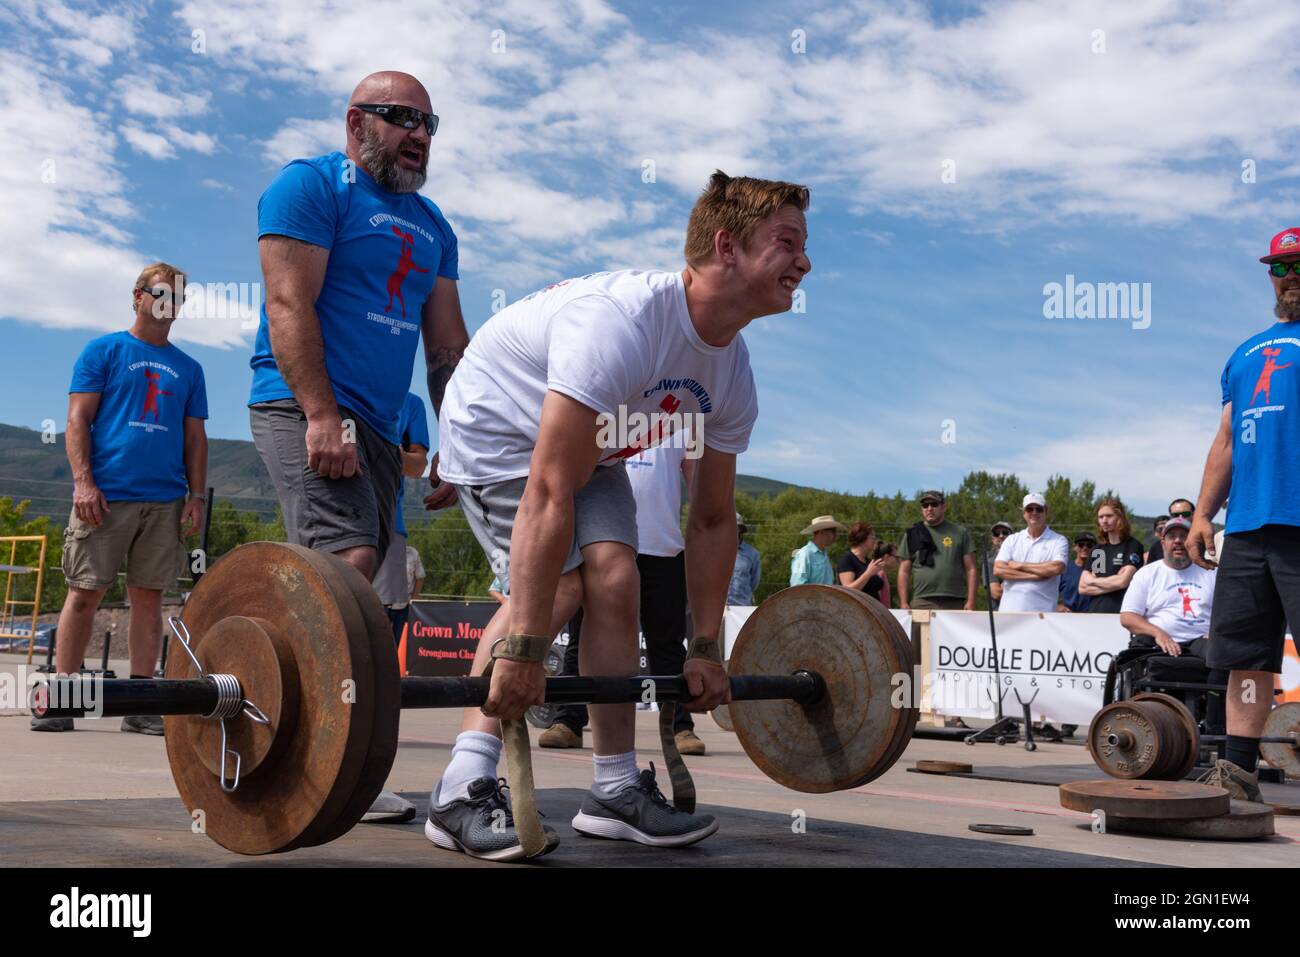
[166,542,377,855]
[297,553,402,847]
[727,585,915,793]
[914,760,973,774]
[1059,779,1230,820]
[1106,800,1274,841]
[1261,702,1300,777]
[187,615,299,781]
[1132,692,1198,780]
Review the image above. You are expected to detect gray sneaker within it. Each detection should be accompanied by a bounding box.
[30,716,73,732]
[1196,759,1263,803]
[425,777,559,862]
[571,764,719,848]
[120,715,164,736]
[361,789,417,823]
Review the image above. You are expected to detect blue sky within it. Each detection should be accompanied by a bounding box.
[3,0,1300,516]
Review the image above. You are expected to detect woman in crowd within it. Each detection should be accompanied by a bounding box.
[837,521,889,605]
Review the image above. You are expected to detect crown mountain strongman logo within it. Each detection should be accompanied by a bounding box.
[1250,346,1292,405]
[384,226,429,320]
[140,369,172,422]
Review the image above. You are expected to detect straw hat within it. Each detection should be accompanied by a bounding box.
[801,515,848,536]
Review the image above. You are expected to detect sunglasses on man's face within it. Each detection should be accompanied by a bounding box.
[1169,509,1193,518]
[1269,262,1300,278]
[354,103,439,137]
[921,501,942,508]
[141,285,174,300]
[1024,505,1044,513]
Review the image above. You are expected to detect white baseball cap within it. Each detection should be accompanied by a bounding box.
[1022,493,1047,509]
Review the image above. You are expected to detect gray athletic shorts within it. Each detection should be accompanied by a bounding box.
[456,462,638,593]
[249,398,401,557]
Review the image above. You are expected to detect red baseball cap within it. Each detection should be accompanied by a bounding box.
[1261,227,1300,263]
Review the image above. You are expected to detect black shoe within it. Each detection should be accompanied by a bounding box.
[425,777,559,862]
[30,716,73,732]
[571,764,718,848]
[1035,723,1063,742]
[120,715,164,735]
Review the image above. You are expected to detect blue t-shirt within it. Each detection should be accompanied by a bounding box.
[1058,561,1091,613]
[1221,321,1300,533]
[393,393,431,537]
[69,331,208,502]
[248,151,458,444]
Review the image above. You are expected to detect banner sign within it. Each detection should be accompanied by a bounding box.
[406,601,498,677]
[928,611,1130,724]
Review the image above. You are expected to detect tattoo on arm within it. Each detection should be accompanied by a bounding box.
[427,346,463,416]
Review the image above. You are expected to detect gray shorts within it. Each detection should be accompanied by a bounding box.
[374,532,409,606]
[249,399,401,557]
[457,462,638,593]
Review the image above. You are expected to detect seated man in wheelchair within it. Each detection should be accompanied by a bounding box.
[1117,516,1227,734]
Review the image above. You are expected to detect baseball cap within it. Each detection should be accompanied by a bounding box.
[1074,531,1097,545]
[1162,516,1192,536]
[919,490,944,504]
[991,521,1012,534]
[1261,227,1300,264]
[1022,493,1046,509]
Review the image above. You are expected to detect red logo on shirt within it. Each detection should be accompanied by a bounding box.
[1177,587,1197,617]
[1250,347,1292,405]
[607,394,682,461]
[140,369,173,421]
[384,226,429,320]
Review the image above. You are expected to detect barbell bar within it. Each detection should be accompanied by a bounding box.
[34,671,828,718]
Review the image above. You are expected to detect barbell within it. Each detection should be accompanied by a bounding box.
[30,541,918,855]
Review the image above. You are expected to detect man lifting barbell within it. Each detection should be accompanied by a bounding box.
[1189,226,1300,803]
[422,170,811,860]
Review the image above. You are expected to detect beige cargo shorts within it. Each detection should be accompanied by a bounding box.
[62,499,186,591]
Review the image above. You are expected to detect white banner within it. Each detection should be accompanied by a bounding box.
[722,605,911,659]
[927,611,1130,724]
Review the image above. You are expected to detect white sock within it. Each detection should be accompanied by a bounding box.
[592,751,640,798]
[438,731,503,803]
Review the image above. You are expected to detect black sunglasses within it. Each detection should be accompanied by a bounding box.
[1024,505,1044,513]
[354,103,439,137]
[1169,509,1193,518]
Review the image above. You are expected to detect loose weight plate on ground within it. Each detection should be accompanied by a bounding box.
[1105,800,1274,841]
[166,542,382,855]
[727,585,917,793]
[1086,693,1197,780]
[1261,702,1300,778]
[1059,779,1230,820]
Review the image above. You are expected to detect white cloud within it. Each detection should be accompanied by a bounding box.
[121,123,218,158]
[199,178,235,192]
[120,123,177,159]
[116,73,211,118]
[0,50,245,349]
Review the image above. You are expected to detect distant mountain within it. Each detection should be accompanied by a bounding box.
[0,423,804,522]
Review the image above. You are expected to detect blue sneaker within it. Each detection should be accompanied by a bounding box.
[425,777,559,862]
[571,764,718,848]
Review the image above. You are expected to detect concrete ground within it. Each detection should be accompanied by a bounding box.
[2,652,1297,868]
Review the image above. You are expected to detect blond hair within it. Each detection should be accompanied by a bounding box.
[132,262,186,304]
[684,170,810,267]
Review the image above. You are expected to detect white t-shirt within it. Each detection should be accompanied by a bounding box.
[1120,560,1216,644]
[995,527,1069,612]
[438,270,758,485]
[626,443,687,557]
